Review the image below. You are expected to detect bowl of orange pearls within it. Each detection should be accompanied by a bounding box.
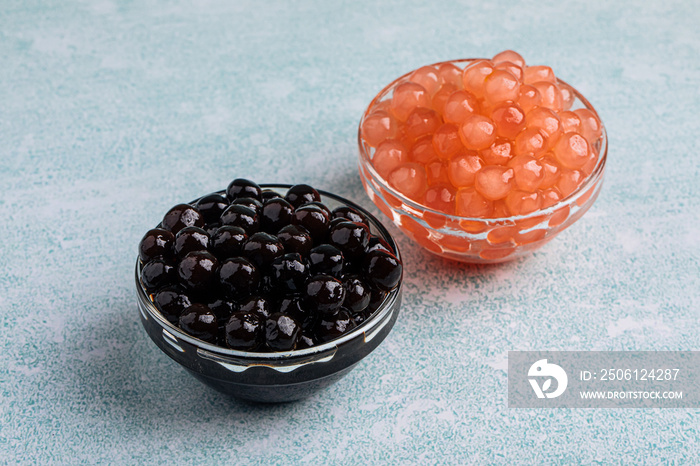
[358,50,606,263]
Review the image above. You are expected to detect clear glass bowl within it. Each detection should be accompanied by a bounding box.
[358,58,607,263]
[135,185,402,403]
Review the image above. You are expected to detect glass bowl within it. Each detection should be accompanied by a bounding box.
[358,58,607,263]
[135,185,403,403]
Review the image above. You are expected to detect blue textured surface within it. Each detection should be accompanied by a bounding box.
[1,0,699,464]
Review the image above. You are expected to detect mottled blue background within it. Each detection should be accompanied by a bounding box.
[1,0,699,464]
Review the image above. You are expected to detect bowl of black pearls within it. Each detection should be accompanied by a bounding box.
[135,179,403,403]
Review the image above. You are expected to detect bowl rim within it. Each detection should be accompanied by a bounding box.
[357,57,608,224]
[135,183,403,361]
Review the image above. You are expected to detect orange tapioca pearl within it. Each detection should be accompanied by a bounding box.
[480,139,513,165]
[388,163,428,202]
[372,139,408,179]
[559,110,582,134]
[432,123,463,159]
[559,82,575,111]
[455,187,493,218]
[361,110,398,147]
[574,108,603,145]
[425,184,457,214]
[447,151,483,187]
[492,200,510,218]
[409,136,438,164]
[431,83,458,115]
[517,84,542,113]
[438,62,463,88]
[505,190,542,216]
[526,107,562,141]
[409,66,442,96]
[523,65,556,84]
[539,155,561,189]
[491,103,526,139]
[508,154,544,192]
[514,127,547,157]
[426,160,451,185]
[492,50,526,68]
[581,150,599,176]
[462,59,494,99]
[557,169,584,197]
[532,81,563,111]
[475,166,515,200]
[443,90,480,124]
[540,187,562,208]
[553,132,590,169]
[390,82,431,121]
[372,99,392,113]
[483,70,521,105]
[403,107,441,142]
[494,61,523,81]
[459,115,497,151]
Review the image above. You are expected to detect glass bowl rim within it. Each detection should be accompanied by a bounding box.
[357,57,608,224]
[135,184,402,361]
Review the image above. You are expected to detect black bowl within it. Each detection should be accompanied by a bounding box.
[136,184,403,403]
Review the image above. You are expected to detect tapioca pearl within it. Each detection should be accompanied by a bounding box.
[372,139,408,179]
[475,166,515,201]
[492,50,526,68]
[557,169,584,197]
[425,184,457,215]
[559,82,575,110]
[532,81,563,111]
[409,136,438,163]
[444,90,480,124]
[436,234,471,253]
[514,127,547,157]
[448,151,483,187]
[493,61,523,81]
[455,187,493,217]
[489,200,508,218]
[480,139,514,166]
[539,155,561,189]
[508,154,544,192]
[581,150,599,176]
[505,190,542,216]
[388,163,428,202]
[574,108,603,145]
[518,84,542,113]
[373,99,391,113]
[559,110,582,133]
[432,83,458,115]
[462,59,494,99]
[484,69,521,104]
[526,107,562,141]
[491,103,526,139]
[459,115,496,150]
[409,66,442,96]
[432,124,463,159]
[403,107,441,141]
[162,204,205,234]
[426,159,451,185]
[540,187,562,208]
[438,62,463,88]
[361,110,398,147]
[553,132,590,169]
[390,82,431,121]
[524,65,556,84]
